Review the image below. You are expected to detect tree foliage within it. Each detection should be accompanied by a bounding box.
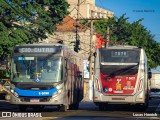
[0,0,69,60]
[94,14,160,68]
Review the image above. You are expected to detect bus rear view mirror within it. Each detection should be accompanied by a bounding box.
[148,71,152,79]
[93,52,97,58]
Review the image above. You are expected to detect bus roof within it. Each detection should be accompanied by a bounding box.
[15,43,67,48]
[101,45,141,49]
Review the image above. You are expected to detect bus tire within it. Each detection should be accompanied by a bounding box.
[76,102,79,110]
[32,105,45,111]
[69,102,79,110]
[59,94,69,112]
[94,102,99,106]
[74,102,79,110]
[134,103,148,112]
[99,104,105,111]
[69,104,73,109]
[59,105,67,112]
[19,105,27,112]
[142,102,148,110]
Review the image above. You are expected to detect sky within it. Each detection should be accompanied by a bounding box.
[95,0,160,42]
[95,0,160,73]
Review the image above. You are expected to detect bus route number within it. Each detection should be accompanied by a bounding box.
[112,51,128,57]
[38,92,49,95]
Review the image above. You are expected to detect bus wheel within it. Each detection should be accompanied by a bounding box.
[141,102,148,111]
[74,102,79,110]
[69,102,79,110]
[32,105,45,111]
[69,104,74,109]
[59,105,67,112]
[99,104,105,111]
[70,102,79,110]
[134,103,148,112]
[19,105,27,112]
[5,94,10,101]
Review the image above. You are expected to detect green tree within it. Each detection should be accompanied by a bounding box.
[94,14,160,68]
[0,0,69,60]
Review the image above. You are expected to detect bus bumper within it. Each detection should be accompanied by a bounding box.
[93,90,145,104]
[10,92,66,106]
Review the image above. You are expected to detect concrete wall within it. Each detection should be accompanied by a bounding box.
[67,0,114,19]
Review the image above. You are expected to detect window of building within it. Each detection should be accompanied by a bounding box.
[97,12,100,18]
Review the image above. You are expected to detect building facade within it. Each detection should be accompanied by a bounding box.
[44,16,96,59]
[66,0,114,19]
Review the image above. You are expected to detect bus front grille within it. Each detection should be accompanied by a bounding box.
[20,97,51,102]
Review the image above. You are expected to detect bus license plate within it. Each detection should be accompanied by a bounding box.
[30,98,39,102]
[112,97,125,100]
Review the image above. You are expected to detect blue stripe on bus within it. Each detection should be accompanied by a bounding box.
[14,87,58,97]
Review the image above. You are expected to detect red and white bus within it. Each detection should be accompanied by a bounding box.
[93,46,152,110]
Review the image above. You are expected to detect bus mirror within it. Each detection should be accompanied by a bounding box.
[148,71,152,79]
[93,52,97,58]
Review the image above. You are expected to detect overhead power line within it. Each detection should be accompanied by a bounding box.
[99,0,105,9]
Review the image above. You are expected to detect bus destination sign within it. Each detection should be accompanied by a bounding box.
[112,51,128,57]
[14,47,61,53]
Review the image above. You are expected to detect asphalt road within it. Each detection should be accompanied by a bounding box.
[0,96,160,120]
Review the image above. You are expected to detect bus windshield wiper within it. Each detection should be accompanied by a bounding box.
[109,64,138,76]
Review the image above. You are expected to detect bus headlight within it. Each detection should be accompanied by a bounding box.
[11,89,14,93]
[13,92,19,97]
[10,89,19,97]
[52,88,62,97]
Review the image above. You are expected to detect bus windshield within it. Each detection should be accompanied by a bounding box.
[100,65,139,76]
[12,56,62,83]
[100,49,140,76]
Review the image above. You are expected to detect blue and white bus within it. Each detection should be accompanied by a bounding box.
[10,43,84,111]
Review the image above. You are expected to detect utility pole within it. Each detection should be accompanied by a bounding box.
[106,26,110,47]
[89,20,94,80]
[77,18,105,80]
[74,0,80,52]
